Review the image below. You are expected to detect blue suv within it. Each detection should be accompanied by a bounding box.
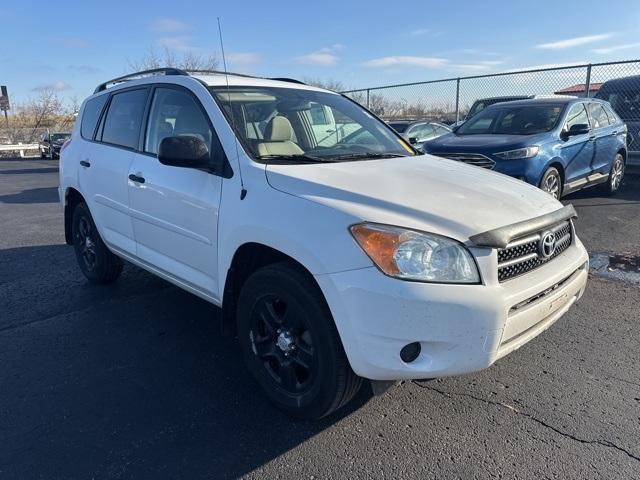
[423,97,627,198]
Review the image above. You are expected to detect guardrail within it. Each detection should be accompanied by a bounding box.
[0,143,40,158]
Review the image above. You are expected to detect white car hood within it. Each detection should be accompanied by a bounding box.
[265,155,563,243]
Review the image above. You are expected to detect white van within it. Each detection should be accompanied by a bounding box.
[59,68,589,418]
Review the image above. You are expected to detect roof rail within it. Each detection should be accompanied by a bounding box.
[184,69,259,79]
[94,67,188,93]
[269,77,307,85]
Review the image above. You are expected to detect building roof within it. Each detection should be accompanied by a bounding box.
[554,83,603,94]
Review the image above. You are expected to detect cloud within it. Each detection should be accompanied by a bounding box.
[409,28,430,36]
[536,34,613,50]
[592,43,640,54]
[62,37,89,48]
[226,52,261,66]
[150,18,190,33]
[363,56,448,68]
[67,65,103,74]
[32,81,71,92]
[157,36,195,51]
[295,45,344,66]
[450,60,504,72]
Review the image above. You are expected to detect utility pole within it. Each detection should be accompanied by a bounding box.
[0,86,10,128]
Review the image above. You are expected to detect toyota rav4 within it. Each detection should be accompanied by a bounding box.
[59,68,589,419]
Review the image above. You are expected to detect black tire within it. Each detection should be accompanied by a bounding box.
[603,153,625,196]
[71,202,123,284]
[237,262,362,419]
[539,167,562,199]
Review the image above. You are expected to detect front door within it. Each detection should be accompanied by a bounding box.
[559,102,594,184]
[128,85,223,298]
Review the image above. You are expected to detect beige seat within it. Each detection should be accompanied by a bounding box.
[257,116,304,157]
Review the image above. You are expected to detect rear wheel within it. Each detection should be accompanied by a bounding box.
[72,202,123,284]
[539,167,562,199]
[603,153,625,195]
[237,262,362,419]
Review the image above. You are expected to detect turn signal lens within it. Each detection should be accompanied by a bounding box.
[350,224,401,276]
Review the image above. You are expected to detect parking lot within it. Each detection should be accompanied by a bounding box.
[0,156,639,479]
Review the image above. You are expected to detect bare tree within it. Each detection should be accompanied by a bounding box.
[302,77,345,92]
[128,47,219,72]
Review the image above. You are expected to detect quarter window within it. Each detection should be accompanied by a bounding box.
[144,87,216,158]
[81,94,108,140]
[587,103,610,129]
[563,103,589,132]
[101,89,148,149]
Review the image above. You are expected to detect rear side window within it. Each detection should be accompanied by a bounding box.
[101,89,148,149]
[80,95,108,140]
[588,103,610,129]
[603,105,619,125]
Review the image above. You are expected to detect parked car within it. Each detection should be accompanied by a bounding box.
[387,120,451,147]
[424,97,627,199]
[39,132,70,159]
[451,95,534,128]
[60,68,588,419]
[595,75,640,166]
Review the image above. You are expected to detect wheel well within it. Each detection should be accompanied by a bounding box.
[547,162,565,186]
[221,243,315,337]
[64,188,85,245]
[617,148,627,161]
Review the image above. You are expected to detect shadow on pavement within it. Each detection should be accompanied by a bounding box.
[0,187,59,204]
[0,244,370,479]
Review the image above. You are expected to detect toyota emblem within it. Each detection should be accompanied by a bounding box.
[539,231,557,258]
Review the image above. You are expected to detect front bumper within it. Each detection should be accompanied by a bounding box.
[315,239,588,381]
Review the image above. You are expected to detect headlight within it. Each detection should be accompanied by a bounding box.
[495,146,539,160]
[350,223,480,284]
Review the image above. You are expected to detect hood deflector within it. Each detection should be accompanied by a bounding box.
[469,204,578,249]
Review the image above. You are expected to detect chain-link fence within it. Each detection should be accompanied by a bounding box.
[341,59,640,124]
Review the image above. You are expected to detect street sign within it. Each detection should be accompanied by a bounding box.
[0,86,10,111]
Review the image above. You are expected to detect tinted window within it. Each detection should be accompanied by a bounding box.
[145,88,213,155]
[389,122,410,133]
[597,89,640,121]
[458,104,563,135]
[81,95,108,140]
[101,89,148,149]
[588,103,610,129]
[603,104,619,125]
[564,103,589,131]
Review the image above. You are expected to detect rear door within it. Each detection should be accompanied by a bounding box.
[128,85,224,298]
[587,102,618,174]
[559,102,594,183]
[77,88,147,255]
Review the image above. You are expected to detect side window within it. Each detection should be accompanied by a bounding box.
[81,95,109,140]
[603,105,619,125]
[101,89,148,149]
[564,103,589,132]
[309,103,329,125]
[144,88,214,157]
[587,103,610,129]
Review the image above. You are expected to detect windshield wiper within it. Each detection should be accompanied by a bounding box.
[258,154,335,164]
[330,152,410,161]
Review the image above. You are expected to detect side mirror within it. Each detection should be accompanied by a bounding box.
[408,137,418,145]
[158,136,218,172]
[564,123,590,138]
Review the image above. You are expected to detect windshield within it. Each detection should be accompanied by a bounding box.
[209,86,414,162]
[597,90,640,120]
[51,133,70,142]
[457,104,564,135]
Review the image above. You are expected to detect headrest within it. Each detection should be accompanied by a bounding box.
[265,116,294,141]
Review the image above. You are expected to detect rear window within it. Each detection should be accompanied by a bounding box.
[80,95,108,140]
[100,89,148,149]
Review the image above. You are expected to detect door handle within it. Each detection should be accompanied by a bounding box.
[128,174,145,184]
[80,160,91,167]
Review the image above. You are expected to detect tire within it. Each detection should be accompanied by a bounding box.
[71,202,123,284]
[603,153,625,196]
[237,262,362,419]
[539,167,562,199]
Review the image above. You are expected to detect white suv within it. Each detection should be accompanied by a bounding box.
[59,68,589,419]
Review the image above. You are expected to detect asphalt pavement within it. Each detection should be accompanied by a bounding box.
[1,157,639,479]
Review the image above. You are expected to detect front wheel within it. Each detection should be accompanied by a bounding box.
[539,167,562,199]
[603,153,625,195]
[72,202,123,284]
[237,262,363,419]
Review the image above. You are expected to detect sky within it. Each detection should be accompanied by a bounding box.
[1,0,640,106]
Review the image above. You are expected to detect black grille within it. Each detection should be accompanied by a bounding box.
[497,221,572,282]
[432,152,495,169]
